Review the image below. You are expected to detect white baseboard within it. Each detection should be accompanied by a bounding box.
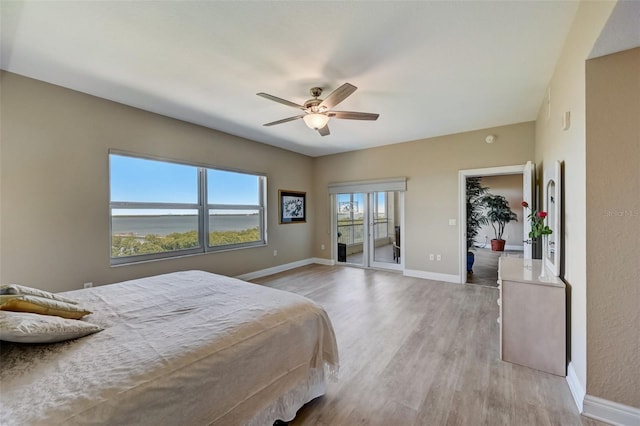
[312,257,335,266]
[236,258,316,281]
[241,259,467,284]
[240,260,460,285]
[504,244,524,251]
[566,362,640,426]
[403,269,460,284]
[583,395,640,426]
[566,362,586,413]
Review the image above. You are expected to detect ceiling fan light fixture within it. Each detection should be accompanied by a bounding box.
[258,83,377,134]
[303,113,330,130]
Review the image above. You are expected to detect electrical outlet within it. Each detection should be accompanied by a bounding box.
[321,244,325,250]
[273,250,278,256]
[429,254,434,261]
[436,254,442,261]
[83,282,93,289]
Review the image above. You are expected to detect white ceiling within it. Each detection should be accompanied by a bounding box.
[0,1,583,157]
[589,0,640,59]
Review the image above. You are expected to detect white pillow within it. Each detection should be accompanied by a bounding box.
[0,311,103,343]
[0,283,79,305]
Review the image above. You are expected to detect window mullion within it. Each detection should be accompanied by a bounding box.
[260,176,266,243]
[199,167,208,251]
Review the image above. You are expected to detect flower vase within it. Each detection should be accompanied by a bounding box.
[539,264,548,280]
[539,234,548,280]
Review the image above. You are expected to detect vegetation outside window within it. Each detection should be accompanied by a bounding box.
[109,152,266,265]
[207,169,264,249]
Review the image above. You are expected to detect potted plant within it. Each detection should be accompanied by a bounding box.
[480,193,518,251]
[466,177,488,273]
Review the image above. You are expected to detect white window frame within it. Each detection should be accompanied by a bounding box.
[205,169,267,251]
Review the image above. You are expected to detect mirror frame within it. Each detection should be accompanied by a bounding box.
[543,160,561,276]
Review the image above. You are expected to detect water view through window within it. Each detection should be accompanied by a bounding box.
[110,153,265,263]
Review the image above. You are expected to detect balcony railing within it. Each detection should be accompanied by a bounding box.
[338,219,389,245]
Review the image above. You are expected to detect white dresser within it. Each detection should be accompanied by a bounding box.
[497,256,566,376]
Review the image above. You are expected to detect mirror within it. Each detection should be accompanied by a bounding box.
[543,161,561,276]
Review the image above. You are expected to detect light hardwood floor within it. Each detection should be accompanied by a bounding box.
[467,248,521,288]
[253,264,607,426]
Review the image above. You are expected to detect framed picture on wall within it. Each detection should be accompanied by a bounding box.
[279,190,306,224]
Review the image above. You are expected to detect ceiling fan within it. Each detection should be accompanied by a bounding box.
[257,83,379,136]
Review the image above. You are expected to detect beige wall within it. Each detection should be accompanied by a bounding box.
[312,122,535,278]
[3,4,636,410]
[586,48,639,408]
[0,72,314,292]
[475,174,524,248]
[533,0,616,405]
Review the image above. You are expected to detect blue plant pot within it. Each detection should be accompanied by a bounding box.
[467,251,475,273]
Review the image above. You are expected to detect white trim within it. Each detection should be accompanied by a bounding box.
[542,160,562,275]
[403,269,460,284]
[235,258,315,281]
[312,257,334,266]
[563,364,640,426]
[504,245,525,251]
[235,257,334,281]
[583,395,640,426]
[328,177,407,194]
[459,164,530,284]
[460,165,526,177]
[566,362,586,412]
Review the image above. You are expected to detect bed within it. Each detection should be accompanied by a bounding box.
[0,270,339,425]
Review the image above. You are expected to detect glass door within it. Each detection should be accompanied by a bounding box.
[336,193,366,266]
[369,191,403,270]
[335,191,403,270]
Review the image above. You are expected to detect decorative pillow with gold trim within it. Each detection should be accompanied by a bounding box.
[0,311,102,343]
[0,295,91,319]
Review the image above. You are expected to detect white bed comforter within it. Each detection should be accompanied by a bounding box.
[0,270,339,425]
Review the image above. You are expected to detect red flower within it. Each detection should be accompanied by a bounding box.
[523,203,552,238]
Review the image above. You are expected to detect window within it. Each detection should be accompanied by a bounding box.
[372,191,389,240]
[207,169,264,249]
[109,152,266,265]
[336,193,364,245]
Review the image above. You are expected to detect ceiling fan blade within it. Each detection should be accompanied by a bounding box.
[329,111,379,121]
[318,125,330,136]
[263,115,305,126]
[257,93,305,110]
[319,83,357,109]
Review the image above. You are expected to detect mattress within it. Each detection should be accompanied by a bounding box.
[0,270,339,425]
